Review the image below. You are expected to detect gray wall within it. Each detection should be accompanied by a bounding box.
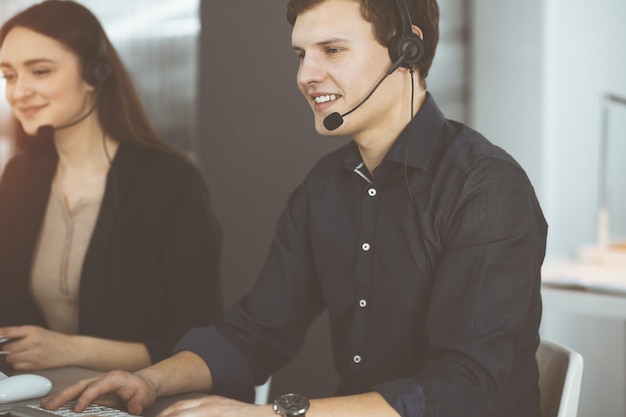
[198,0,470,400]
[198,2,345,399]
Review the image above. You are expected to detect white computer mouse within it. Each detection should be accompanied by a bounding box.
[0,374,53,403]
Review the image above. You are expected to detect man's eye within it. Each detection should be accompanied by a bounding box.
[326,47,341,55]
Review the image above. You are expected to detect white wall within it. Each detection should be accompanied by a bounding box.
[470,0,545,200]
[471,0,626,260]
[544,0,626,259]
[471,2,626,416]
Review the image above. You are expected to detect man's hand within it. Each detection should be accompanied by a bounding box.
[156,396,271,417]
[40,370,157,416]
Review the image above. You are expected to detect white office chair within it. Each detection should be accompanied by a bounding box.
[536,339,584,417]
[254,376,272,405]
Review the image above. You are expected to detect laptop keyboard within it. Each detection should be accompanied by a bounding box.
[10,402,134,417]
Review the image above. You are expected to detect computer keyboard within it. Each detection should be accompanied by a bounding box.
[9,402,135,417]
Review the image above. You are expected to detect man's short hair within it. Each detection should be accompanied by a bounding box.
[286,0,440,81]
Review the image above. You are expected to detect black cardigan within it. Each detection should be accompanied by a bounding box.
[0,145,223,363]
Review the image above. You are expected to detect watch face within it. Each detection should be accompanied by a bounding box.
[275,393,310,415]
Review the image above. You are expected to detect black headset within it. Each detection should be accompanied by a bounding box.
[83,37,112,89]
[388,0,432,296]
[388,0,424,69]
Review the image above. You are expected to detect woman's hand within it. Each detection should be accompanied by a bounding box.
[0,325,76,370]
[0,325,151,372]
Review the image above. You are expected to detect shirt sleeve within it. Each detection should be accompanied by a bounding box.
[374,157,547,417]
[174,181,326,398]
[173,325,256,402]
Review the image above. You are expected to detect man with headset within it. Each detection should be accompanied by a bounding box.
[43,0,547,416]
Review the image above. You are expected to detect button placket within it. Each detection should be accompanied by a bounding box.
[348,174,381,391]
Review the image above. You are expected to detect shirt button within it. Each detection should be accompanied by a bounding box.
[359,299,367,308]
[368,188,377,197]
[361,243,370,251]
[353,355,362,364]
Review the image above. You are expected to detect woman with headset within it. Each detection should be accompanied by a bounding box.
[0,0,223,372]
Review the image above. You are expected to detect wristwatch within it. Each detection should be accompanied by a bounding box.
[273,393,310,417]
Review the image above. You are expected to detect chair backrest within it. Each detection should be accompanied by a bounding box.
[536,339,584,417]
[254,376,272,405]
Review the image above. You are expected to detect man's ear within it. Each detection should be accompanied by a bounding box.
[412,25,424,41]
[388,21,424,70]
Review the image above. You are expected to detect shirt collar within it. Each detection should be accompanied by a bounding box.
[343,92,446,176]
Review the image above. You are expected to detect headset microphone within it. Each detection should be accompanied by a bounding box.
[323,0,423,131]
[36,125,56,142]
[37,38,111,141]
[323,53,410,131]
[36,98,100,141]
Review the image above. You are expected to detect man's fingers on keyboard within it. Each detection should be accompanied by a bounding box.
[25,402,133,417]
[126,400,144,416]
[84,396,121,411]
[74,373,139,413]
[41,377,101,409]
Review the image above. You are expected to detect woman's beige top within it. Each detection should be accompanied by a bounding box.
[29,187,103,334]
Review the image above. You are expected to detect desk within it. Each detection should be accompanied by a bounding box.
[542,285,626,319]
[0,367,205,417]
[541,285,626,417]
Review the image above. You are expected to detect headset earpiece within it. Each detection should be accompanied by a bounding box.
[83,38,112,89]
[84,59,111,88]
[388,0,424,69]
[389,33,423,68]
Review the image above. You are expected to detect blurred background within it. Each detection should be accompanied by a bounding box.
[1,1,625,416]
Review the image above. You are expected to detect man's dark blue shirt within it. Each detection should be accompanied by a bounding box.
[175,93,547,417]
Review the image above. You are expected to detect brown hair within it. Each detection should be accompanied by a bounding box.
[287,0,439,81]
[0,0,176,154]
